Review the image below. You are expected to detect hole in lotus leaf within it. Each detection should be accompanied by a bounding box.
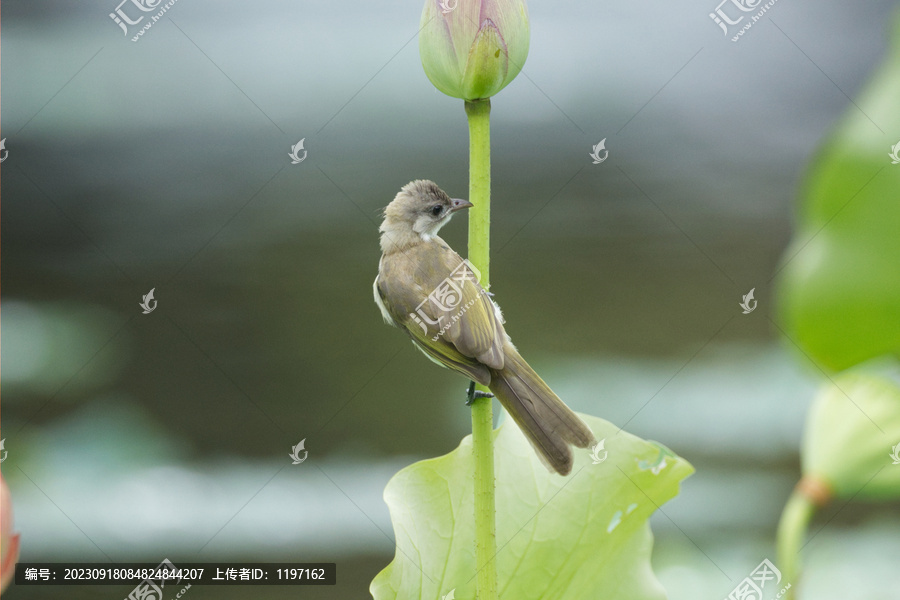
[608,504,639,533]
[607,510,623,533]
[495,49,500,58]
[637,443,676,475]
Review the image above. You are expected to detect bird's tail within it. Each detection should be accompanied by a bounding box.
[488,346,596,476]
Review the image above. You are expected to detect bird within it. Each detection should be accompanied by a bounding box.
[373,180,596,475]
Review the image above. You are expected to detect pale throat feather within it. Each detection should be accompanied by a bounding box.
[378,213,451,254]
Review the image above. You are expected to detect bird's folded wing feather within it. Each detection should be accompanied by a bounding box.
[407,323,491,385]
[439,261,505,370]
[377,240,506,377]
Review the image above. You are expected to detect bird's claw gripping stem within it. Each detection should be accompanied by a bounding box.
[466,380,494,406]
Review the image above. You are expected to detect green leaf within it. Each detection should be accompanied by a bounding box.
[370,413,693,600]
[778,13,900,371]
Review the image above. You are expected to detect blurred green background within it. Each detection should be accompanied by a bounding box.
[2,0,899,598]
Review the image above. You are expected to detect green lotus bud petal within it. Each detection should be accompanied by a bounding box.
[461,20,508,100]
[419,0,530,100]
[801,358,900,501]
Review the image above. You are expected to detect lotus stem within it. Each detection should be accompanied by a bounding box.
[776,477,828,600]
[465,97,498,600]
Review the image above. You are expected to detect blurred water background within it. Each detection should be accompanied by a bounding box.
[2,0,900,598]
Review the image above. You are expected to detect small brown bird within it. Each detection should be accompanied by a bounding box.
[373,180,596,475]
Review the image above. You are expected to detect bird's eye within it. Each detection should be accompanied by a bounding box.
[431,205,443,216]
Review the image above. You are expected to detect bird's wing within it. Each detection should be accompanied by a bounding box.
[377,240,505,380]
[407,323,492,386]
[409,238,505,370]
[377,271,492,385]
[435,258,506,370]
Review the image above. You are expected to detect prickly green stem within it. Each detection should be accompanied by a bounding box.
[465,97,497,600]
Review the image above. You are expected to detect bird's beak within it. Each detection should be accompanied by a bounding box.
[450,198,474,212]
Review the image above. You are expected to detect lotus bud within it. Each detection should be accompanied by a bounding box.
[1,472,21,592]
[419,0,530,100]
[800,358,900,502]
[777,11,900,372]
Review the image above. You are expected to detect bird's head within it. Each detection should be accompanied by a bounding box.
[380,180,473,244]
